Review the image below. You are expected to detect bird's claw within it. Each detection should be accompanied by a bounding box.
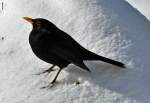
[40,82,56,89]
[36,69,55,75]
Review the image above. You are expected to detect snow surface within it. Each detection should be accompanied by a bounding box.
[0,0,150,103]
[127,0,150,20]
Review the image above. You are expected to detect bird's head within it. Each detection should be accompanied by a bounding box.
[23,17,56,31]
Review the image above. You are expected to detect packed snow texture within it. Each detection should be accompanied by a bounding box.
[127,0,150,20]
[0,0,150,103]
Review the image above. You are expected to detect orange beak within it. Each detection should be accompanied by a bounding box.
[23,17,33,24]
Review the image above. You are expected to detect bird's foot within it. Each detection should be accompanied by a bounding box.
[40,81,57,89]
[36,68,55,75]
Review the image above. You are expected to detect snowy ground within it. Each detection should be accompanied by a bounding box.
[0,0,150,103]
[127,0,150,20]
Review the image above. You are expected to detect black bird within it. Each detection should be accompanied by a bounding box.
[23,17,125,87]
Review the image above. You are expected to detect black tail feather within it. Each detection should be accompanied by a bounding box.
[83,50,126,68]
[76,62,91,72]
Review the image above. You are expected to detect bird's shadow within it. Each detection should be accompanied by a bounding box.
[64,61,147,102]
[65,61,126,85]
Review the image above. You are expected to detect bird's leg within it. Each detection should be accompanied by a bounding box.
[51,68,62,84]
[41,68,63,89]
[36,65,56,75]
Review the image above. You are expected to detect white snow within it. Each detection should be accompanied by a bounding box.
[127,0,150,20]
[0,0,150,103]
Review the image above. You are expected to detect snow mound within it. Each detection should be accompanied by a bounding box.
[0,0,150,103]
[127,0,150,21]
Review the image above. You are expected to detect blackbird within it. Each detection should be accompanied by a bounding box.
[23,17,125,87]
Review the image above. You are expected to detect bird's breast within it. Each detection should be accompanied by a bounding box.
[29,34,53,57]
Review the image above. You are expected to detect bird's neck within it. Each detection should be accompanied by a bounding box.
[29,30,42,42]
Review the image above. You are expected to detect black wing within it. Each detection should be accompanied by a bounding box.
[49,30,91,71]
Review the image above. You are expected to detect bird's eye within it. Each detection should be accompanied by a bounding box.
[36,21,41,26]
[35,21,41,29]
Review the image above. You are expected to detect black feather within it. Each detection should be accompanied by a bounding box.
[29,18,126,72]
